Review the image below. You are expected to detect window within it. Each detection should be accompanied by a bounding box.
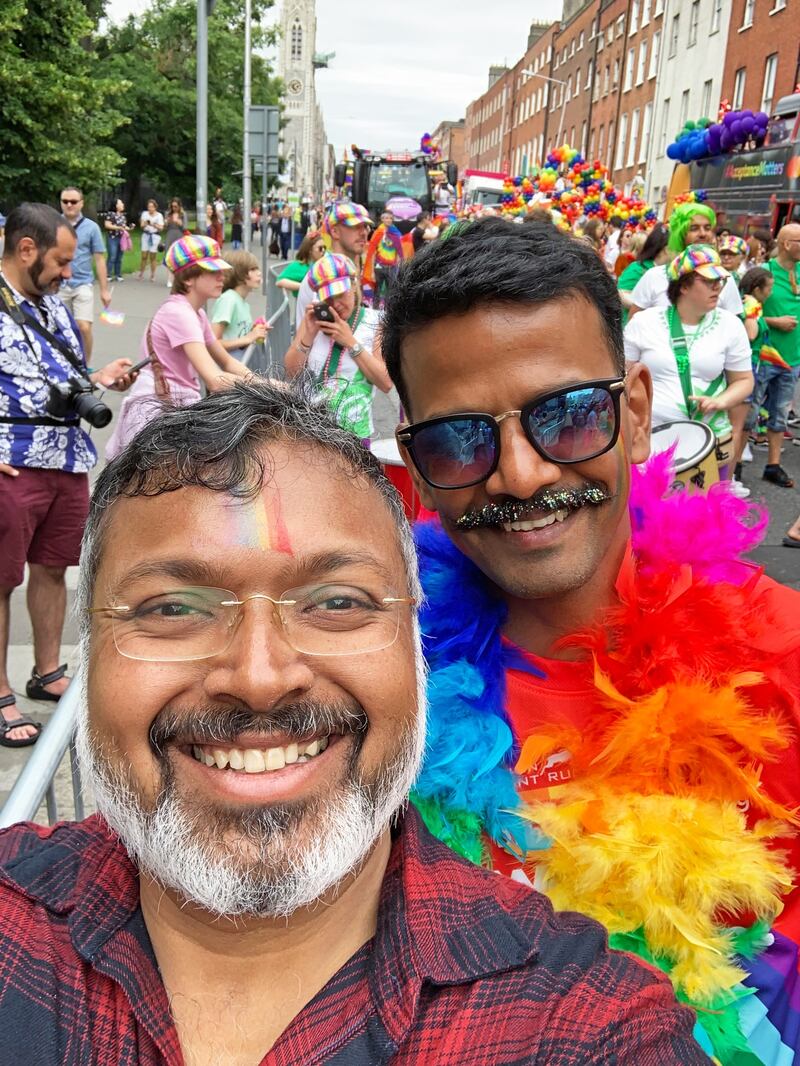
[669,14,680,56]
[741,0,755,26]
[613,57,621,87]
[597,33,604,52]
[590,17,598,37]
[762,53,778,113]
[570,39,576,57]
[627,108,640,166]
[598,124,606,160]
[623,46,635,91]
[688,0,700,45]
[579,30,585,48]
[649,30,661,77]
[607,26,614,44]
[570,125,576,145]
[586,59,594,90]
[616,15,625,37]
[554,53,559,69]
[710,0,723,33]
[566,75,572,101]
[660,97,671,153]
[732,66,747,109]
[654,0,664,14]
[604,64,611,94]
[290,18,303,63]
[697,79,711,118]
[581,121,588,154]
[636,40,648,84]
[630,0,640,34]
[590,126,597,157]
[771,0,786,8]
[641,0,651,27]
[616,113,629,169]
[641,100,653,161]
[680,88,690,127]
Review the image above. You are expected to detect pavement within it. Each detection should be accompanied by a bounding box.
[1,272,798,813]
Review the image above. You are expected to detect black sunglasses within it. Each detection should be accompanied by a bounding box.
[60,199,81,205]
[397,378,626,490]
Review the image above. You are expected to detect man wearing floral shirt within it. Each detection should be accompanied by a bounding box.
[0,202,134,745]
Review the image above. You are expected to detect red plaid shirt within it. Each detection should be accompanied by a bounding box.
[0,808,708,1064]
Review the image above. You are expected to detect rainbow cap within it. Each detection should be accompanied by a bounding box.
[326,202,372,228]
[164,234,230,273]
[718,235,748,257]
[667,244,729,282]
[309,253,357,301]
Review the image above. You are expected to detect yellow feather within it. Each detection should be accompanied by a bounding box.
[521,789,794,1005]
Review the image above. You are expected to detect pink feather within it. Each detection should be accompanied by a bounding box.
[629,449,769,585]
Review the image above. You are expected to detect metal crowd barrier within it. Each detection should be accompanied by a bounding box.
[0,676,84,828]
[244,262,292,377]
[0,273,298,830]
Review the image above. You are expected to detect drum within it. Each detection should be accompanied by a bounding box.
[650,420,719,491]
[371,438,421,520]
[714,432,734,477]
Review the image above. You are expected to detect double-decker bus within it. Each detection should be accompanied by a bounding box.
[666,93,800,233]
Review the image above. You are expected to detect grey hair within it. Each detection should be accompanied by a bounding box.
[76,378,422,637]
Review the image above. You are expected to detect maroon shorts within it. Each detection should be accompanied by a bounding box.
[0,468,89,589]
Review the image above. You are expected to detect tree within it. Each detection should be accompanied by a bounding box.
[0,0,129,206]
[96,0,282,211]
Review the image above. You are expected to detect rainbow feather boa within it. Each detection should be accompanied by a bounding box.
[412,453,800,1065]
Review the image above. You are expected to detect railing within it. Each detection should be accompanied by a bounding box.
[0,676,84,828]
[243,263,293,377]
[0,272,296,830]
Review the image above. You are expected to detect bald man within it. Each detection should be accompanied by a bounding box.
[755,224,800,488]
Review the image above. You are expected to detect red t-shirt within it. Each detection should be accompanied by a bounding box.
[493,566,800,945]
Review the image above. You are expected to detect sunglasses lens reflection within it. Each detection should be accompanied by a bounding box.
[525,387,616,462]
[412,418,496,488]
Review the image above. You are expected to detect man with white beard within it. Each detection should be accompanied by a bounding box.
[0,381,708,1066]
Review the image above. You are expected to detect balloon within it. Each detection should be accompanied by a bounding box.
[723,112,736,128]
[667,143,681,160]
[741,116,755,134]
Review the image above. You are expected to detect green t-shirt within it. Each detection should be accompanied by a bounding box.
[762,259,800,367]
[618,258,652,293]
[211,289,253,347]
[278,260,309,285]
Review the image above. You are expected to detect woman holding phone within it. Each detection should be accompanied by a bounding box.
[106,236,250,459]
[284,253,392,443]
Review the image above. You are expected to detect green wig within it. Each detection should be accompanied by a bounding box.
[667,202,717,254]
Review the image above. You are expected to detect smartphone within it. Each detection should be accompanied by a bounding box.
[114,356,151,382]
[313,303,336,323]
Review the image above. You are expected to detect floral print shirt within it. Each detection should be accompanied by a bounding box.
[0,276,97,472]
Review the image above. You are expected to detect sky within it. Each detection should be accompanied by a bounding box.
[104,0,564,157]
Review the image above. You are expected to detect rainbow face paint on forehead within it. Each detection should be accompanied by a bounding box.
[229,493,293,555]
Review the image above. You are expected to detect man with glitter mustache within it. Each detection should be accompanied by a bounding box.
[382,217,800,1063]
[0,379,709,1065]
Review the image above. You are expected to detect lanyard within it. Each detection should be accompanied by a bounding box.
[318,306,365,383]
[667,306,700,419]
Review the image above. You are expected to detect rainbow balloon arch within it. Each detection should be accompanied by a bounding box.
[465,144,659,232]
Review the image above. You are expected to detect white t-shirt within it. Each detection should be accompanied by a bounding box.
[623,305,751,436]
[604,229,621,270]
[295,274,314,328]
[140,210,164,234]
[307,307,381,436]
[630,264,743,316]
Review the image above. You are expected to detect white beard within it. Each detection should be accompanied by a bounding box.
[74,698,426,919]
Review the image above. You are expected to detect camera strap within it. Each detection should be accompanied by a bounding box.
[0,275,86,376]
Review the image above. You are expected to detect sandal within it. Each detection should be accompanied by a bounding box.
[0,694,42,748]
[25,663,69,702]
[783,536,800,549]
[762,465,795,489]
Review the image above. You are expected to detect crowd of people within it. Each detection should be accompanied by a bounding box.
[0,182,799,1065]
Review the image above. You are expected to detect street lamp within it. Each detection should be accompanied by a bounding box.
[521,69,569,159]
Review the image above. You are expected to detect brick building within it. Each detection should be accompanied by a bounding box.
[589,0,628,171]
[720,0,799,115]
[508,23,558,175]
[550,0,599,157]
[609,0,666,192]
[432,119,467,172]
[465,65,512,172]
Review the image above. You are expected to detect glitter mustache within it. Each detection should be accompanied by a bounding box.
[455,486,613,529]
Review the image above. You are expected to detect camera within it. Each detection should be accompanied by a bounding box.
[47,376,113,429]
